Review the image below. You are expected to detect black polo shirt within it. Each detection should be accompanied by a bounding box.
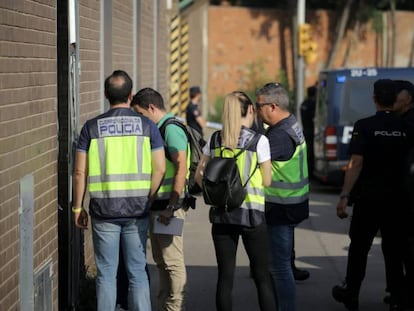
[349,110,413,200]
[186,101,203,137]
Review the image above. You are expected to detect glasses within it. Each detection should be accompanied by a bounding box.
[263,82,282,88]
[255,102,273,109]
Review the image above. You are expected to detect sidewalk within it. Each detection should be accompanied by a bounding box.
[148,182,389,311]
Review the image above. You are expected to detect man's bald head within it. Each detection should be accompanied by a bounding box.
[104,70,133,105]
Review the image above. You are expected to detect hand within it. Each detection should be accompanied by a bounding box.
[158,209,174,225]
[74,209,89,229]
[336,198,348,219]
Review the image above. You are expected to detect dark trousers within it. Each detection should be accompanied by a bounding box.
[346,198,406,304]
[212,222,276,311]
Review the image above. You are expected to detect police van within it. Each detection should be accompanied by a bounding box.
[313,67,414,185]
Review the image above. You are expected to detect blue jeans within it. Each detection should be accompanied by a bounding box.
[92,217,150,311]
[268,224,296,311]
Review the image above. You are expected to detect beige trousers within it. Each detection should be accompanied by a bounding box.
[150,208,187,311]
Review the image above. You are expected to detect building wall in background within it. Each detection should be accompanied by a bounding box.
[0,0,177,309]
[0,1,59,309]
[207,6,414,107]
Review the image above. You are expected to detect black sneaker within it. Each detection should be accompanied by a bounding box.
[332,283,359,310]
[389,303,404,311]
[293,267,310,281]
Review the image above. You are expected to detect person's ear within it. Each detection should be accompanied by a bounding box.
[148,103,156,114]
[249,104,254,114]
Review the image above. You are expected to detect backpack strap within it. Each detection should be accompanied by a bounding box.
[211,131,261,187]
[159,117,189,161]
[239,133,261,187]
[159,117,189,140]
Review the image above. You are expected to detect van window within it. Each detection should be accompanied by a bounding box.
[339,80,376,125]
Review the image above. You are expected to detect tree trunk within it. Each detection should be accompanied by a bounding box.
[326,0,354,69]
[389,0,396,66]
[342,21,360,67]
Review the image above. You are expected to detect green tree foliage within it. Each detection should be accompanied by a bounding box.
[209,59,294,122]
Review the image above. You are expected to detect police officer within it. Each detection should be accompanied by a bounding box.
[132,88,190,311]
[186,86,207,137]
[395,80,414,123]
[332,79,413,311]
[256,82,310,311]
[394,80,414,309]
[73,70,166,311]
[300,85,317,179]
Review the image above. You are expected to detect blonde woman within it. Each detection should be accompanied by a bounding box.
[195,91,275,311]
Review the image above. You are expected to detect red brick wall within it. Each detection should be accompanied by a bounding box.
[207,6,414,104]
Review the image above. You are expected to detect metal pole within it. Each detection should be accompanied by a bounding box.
[296,0,305,125]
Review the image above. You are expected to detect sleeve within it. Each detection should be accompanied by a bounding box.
[149,121,164,151]
[348,121,364,155]
[76,123,91,153]
[164,124,188,154]
[266,130,295,161]
[191,105,201,117]
[256,135,271,163]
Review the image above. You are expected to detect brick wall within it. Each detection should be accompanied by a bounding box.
[113,0,134,73]
[156,0,171,100]
[0,0,176,309]
[0,1,58,309]
[138,1,156,88]
[79,0,101,269]
[207,6,414,105]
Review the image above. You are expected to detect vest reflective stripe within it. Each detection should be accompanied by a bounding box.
[212,146,264,211]
[88,135,152,199]
[266,193,309,204]
[89,173,151,183]
[156,144,190,200]
[270,178,309,189]
[89,188,151,198]
[265,142,309,205]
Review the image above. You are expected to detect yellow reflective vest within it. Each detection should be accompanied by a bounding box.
[83,109,156,218]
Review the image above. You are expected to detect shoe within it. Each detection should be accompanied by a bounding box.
[332,283,359,310]
[293,267,310,281]
[389,303,404,311]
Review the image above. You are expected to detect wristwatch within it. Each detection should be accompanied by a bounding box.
[166,204,179,211]
[339,193,350,199]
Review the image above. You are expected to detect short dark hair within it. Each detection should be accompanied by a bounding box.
[131,87,165,111]
[255,82,290,111]
[307,86,317,97]
[104,70,133,105]
[189,86,201,99]
[373,79,397,107]
[395,80,414,101]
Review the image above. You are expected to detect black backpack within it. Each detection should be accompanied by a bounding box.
[159,117,206,196]
[202,131,259,211]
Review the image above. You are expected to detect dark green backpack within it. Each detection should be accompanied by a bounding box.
[159,117,206,196]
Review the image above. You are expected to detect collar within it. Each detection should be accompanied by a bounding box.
[157,112,174,127]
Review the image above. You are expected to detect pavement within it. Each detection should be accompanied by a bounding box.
[147,181,392,311]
